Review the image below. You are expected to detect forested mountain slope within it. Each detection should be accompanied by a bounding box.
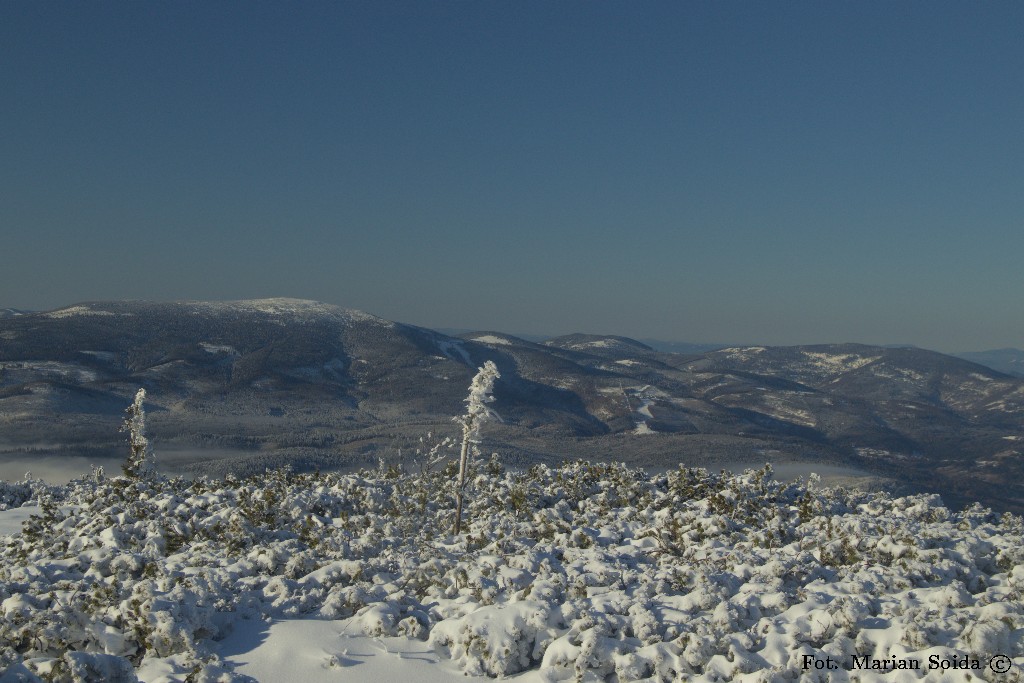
[2,300,1022,511]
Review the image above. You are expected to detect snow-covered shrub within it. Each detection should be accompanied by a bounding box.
[59,650,138,683]
[2,460,1023,681]
[429,601,551,676]
[0,478,34,511]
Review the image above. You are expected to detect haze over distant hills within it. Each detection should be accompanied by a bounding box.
[1,299,1023,512]
[0,309,32,319]
[954,348,1024,378]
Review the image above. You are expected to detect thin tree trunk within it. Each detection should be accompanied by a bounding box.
[453,426,471,535]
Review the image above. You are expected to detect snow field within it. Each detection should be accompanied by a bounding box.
[1,462,1023,682]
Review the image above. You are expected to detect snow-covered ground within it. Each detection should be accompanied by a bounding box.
[1,463,1022,682]
[801,351,879,375]
[0,504,36,537]
[135,616,536,683]
[472,335,513,346]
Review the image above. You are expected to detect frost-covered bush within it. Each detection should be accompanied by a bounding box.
[2,461,1023,681]
[0,478,34,511]
[429,601,550,676]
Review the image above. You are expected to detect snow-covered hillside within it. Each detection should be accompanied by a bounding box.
[5,302,1024,514]
[1,462,1022,682]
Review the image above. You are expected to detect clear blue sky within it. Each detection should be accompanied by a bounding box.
[2,2,1022,352]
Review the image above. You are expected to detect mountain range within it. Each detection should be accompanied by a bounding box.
[1,298,1022,512]
[955,348,1024,378]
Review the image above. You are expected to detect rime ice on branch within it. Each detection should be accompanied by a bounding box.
[120,388,155,479]
[453,360,499,535]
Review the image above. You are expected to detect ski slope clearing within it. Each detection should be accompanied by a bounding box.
[1,463,1022,681]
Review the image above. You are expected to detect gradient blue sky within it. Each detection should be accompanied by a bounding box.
[2,2,1022,352]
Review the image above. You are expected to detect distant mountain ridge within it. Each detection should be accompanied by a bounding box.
[640,339,727,354]
[2,299,1023,512]
[955,348,1024,378]
[0,308,32,319]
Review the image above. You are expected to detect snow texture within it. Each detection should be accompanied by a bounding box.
[1,462,1023,682]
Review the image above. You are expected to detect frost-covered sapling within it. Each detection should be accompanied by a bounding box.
[453,361,500,535]
[121,388,156,479]
[411,432,455,522]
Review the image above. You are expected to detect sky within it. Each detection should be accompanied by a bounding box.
[2,1,1022,353]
